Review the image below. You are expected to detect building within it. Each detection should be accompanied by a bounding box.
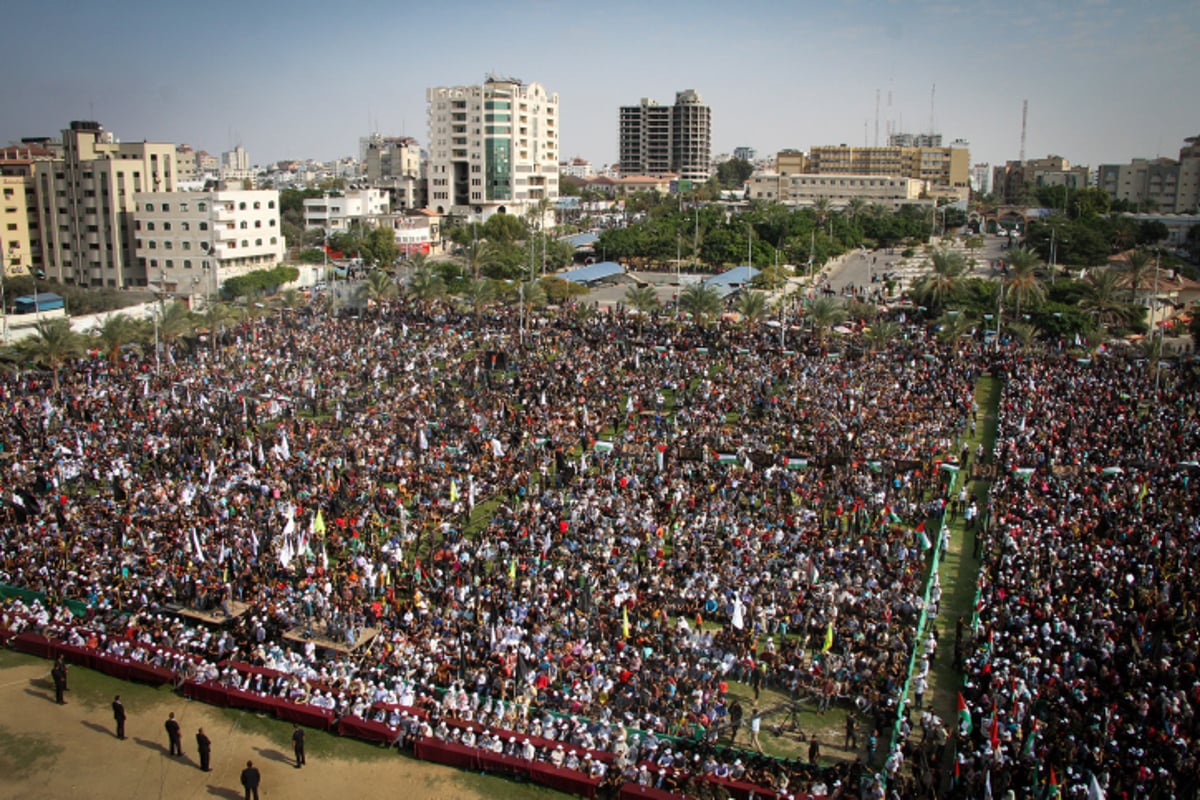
[733,146,756,162]
[133,189,284,305]
[0,142,57,278]
[1098,136,1200,213]
[776,150,808,176]
[426,76,559,222]
[618,90,711,182]
[33,120,177,288]
[746,173,924,210]
[804,141,969,200]
[889,132,942,148]
[219,146,257,186]
[302,189,390,231]
[992,156,1090,205]
[559,157,594,179]
[363,135,425,212]
[969,163,992,196]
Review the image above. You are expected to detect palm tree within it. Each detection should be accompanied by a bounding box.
[406,263,446,310]
[1124,249,1154,304]
[846,197,867,226]
[199,302,238,355]
[1007,321,1037,352]
[1003,247,1045,323]
[676,283,723,323]
[278,288,304,310]
[158,300,196,353]
[15,318,85,391]
[844,298,877,324]
[365,269,398,310]
[734,291,768,328]
[461,239,497,280]
[459,278,495,322]
[863,319,899,352]
[1080,268,1137,330]
[934,311,974,344]
[516,279,547,311]
[92,312,139,366]
[624,285,660,317]
[807,296,846,348]
[912,248,968,312]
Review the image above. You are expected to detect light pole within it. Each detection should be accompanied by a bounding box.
[0,250,9,344]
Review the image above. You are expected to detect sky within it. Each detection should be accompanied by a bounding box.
[4,0,1198,173]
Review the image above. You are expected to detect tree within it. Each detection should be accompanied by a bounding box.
[807,297,846,348]
[864,319,899,352]
[365,269,398,308]
[1003,247,1046,323]
[716,158,755,189]
[482,213,527,243]
[14,318,85,391]
[677,283,723,323]
[460,239,498,280]
[91,312,140,366]
[912,248,968,312]
[406,263,446,309]
[458,278,496,321]
[734,291,768,327]
[1080,268,1138,330]
[158,300,196,347]
[624,285,660,316]
[1123,249,1154,304]
[360,227,398,269]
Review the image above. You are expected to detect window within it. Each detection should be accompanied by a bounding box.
[164,241,172,250]
[184,260,192,269]
[181,222,189,231]
[161,203,170,212]
[253,201,261,209]
[240,221,248,229]
[268,200,275,209]
[255,239,262,246]
[165,260,173,268]
[199,222,208,231]
[254,220,261,228]
[149,241,157,249]
[239,202,247,210]
[182,242,190,250]
[163,222,171,231]
[147,222,155,231]
[145,202,155,211]
[197,202,206,211]
[241,240,249,248]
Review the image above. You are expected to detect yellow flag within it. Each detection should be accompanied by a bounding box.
[622,605,631,639]
[822,621,833,652]
[509,557,517,582]
[313,509,326,535]
[450,479,459,503]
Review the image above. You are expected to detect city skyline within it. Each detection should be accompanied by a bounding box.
[4,0,1197,173]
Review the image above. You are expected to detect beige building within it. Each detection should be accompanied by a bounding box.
[1,175,33,278]
[1098,136,1200,213]
[1,143,58,278]
[33,120,177,288]
[746,173,924,209]
[426,76,559,222]
[992,156,1090,204]
[133,189,284,305]
[619,90,711,183]
[775,150,808,176]
[364,135,425,212]
[805,142,969,196]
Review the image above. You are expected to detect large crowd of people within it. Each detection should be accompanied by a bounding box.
[2,292,1195,797]
[955,352,1200,799]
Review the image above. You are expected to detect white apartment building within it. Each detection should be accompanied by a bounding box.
[33,120,177,288]
[747,173,924,210]
[426,76,559,222]
[302,189,390,231]
[133,189,284,305]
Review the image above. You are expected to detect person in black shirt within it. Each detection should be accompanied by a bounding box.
[196,728,211,771]
[165,712,183,756]
[240,760,261,800]
[112,696,126,740]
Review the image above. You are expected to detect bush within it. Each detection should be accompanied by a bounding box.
[222,265,300,299]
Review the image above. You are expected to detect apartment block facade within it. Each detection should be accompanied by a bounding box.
[1098,136,1200,213]
[746,173,923,210]
[992,156,1090,205]
[34,121,176,288]
[364,135,425,212]
[618,90,711,183]
[426,77,559,222]
[302,189,390,231]
[133,189,284,304]
[806,142,969,197]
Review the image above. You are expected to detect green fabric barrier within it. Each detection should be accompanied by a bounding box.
[0,584,88,617]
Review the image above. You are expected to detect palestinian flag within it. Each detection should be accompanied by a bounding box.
[957,692,973,734]
[716,453,738,465]
[1048,766,1060,798]
[785,456,808,470]
[593,440,615,453]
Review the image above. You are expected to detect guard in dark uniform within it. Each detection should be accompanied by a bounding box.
[165,711,183,756]
[51,657,68,704]
[196,728,212,771]
[292,724,306,767]
[112,695,127,739]
[241,759,261,800]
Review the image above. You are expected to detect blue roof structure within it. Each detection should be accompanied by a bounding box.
[564,232,599,249]
[557,261,624,285]
[703,266,759,298]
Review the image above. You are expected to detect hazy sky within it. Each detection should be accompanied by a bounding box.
[4,0,1197,172]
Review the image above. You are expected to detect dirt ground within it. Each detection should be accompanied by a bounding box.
[0,654,500,800]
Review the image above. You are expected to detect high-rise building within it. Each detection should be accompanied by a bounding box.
[426,76,559,222]
[619,90,712,183]
[993,156,1090,205]
[1098,136,1200,213]
[0,141,57,279]
[33,121,176,288]
[970,163,992,195]
[805,141,969,199]
[364,135,425,211]
[133,189,284,304]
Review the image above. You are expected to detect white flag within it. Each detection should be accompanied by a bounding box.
[731,597,745,630]
[491,439,505,458]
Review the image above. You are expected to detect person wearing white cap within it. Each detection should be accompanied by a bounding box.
[549,744,565,768]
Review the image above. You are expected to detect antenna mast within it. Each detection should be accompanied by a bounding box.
[874,89,880,146]
[1019,100,1028,162]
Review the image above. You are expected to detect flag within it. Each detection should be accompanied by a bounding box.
[622,605,630,639]
[593,440,614,453]
[716,453,738,465]
[984,770,993,800]
[1048,766,1060,798]
[957,693,973,734]
[450,479,459,503]
[989,707,1000,751]
[508,557,517,582]
[731,597,744,630]
[1023,719,1038,758]
[1087,773,1106,800]
[785,456,808,470]
[312,509,326,535]
[822,621,833,652]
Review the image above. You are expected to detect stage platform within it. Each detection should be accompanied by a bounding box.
[167,600,251,626]
[283,625,379,655]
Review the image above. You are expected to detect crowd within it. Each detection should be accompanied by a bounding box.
[955,352,1200,799]
[0,294,1064,798]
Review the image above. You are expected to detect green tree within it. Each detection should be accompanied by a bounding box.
[360,227,398,268]
[624,285,660,316]
[1080,268,1138,330]
[677,283,723,323]
[864,319,899,352]
[91,312,140,366]
[807,296,846,348]
[482,213,527,243]
[406,263,446,309]
[1123,249,1154,304]
[734,291,768,327]
[716,158,755,189]
[912,248,968,312]
[1003,247,1046,323]
[365,269,398,308]
[14,318,85,391]
[458,278,496,321]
